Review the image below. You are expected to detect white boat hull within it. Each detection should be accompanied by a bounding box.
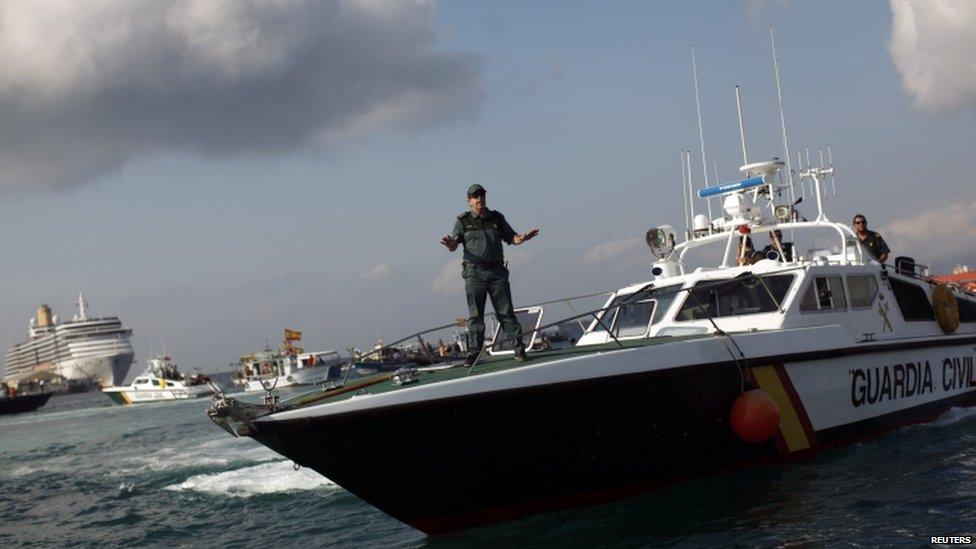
[103,383,214,405]
[242,366,340,392]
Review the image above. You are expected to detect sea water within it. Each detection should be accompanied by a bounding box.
[2,390,975,547]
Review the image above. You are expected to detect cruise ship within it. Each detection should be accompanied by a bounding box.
[3,293,135,390]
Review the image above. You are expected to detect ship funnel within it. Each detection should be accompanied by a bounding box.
[37,304,53,327]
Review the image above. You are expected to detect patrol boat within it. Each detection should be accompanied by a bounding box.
[207,40,976,528]
[207,153,976,532]
[103,355,216,405]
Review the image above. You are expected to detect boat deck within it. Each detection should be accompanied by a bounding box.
[277,335,705,411]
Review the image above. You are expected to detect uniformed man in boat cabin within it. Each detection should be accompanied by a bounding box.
[440,184,539,365]
[852,213,890,264]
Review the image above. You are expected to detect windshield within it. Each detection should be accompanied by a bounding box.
[590,285,680,337]
[675,274,794,321]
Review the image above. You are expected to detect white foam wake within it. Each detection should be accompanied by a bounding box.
[931,406,976,427]
[164,460,337,497]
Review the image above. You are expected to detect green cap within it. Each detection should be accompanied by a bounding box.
[467,183,486,197]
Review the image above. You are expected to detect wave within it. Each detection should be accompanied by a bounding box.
[163,460,337,497]
[117,437,276,474]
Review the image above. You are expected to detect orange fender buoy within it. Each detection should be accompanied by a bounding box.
[932,284,959,334]
[730,389,781,443]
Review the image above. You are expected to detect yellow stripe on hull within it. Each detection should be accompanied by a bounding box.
[751,365,811,452]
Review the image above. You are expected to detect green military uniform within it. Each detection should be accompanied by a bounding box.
[858,230,890,262]
[452,207,525,360]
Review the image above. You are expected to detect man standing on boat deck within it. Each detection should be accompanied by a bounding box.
[440,184,539,366]
[852,213,890,264]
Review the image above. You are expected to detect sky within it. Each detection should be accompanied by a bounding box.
[0,0,973,377]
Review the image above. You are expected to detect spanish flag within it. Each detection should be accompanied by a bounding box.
[284,329,302,341]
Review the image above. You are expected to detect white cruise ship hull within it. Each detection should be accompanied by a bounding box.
[59,352,135,388]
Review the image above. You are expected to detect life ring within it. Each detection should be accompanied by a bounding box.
[932,284,959,334]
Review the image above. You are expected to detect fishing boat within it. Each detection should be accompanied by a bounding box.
[103,355,216,405]
[235,348,345,392]
[0,382,52,415]
[206,45,976,534]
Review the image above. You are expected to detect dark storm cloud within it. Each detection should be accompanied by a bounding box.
[0,0,481,189]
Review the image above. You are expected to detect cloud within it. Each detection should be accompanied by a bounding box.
[582,238,643,265]
[431,259,462,294]
[888,0,976,113]
[0,0,482,190]
[361,263,392,281]
[882,199,976,261]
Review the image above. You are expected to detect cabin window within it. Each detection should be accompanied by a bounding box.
[652,287,679,324]
[847,275,879,308]
[674,275,795,321]
[800,276,847,312]
[958,297,976,323]
[151,379,160,386]
[889,278,936,321]
[592,285,680,337]
[614,300,655,337]
[135,378,147,384]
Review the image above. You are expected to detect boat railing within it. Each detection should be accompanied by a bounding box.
[676,220,865,269]
[347,288,616,366]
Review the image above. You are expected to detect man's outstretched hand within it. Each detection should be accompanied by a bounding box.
[515,228,540,245]
[441,235,459,251]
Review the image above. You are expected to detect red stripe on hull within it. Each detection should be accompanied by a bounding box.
[773,364,820,447]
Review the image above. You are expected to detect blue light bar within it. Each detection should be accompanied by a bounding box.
[697,176,765,199]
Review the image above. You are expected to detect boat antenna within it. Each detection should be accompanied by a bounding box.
[735,85,749,165]
[681,149,690,239]
[804,147,814,199]
[691,46,713,222]
[769,26,796,205]
[827,145,836,195]
[795,149,807,197]
[685,150,696,227]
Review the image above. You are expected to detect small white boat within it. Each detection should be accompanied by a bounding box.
[103,356,215,405]
[236,349,345,392]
